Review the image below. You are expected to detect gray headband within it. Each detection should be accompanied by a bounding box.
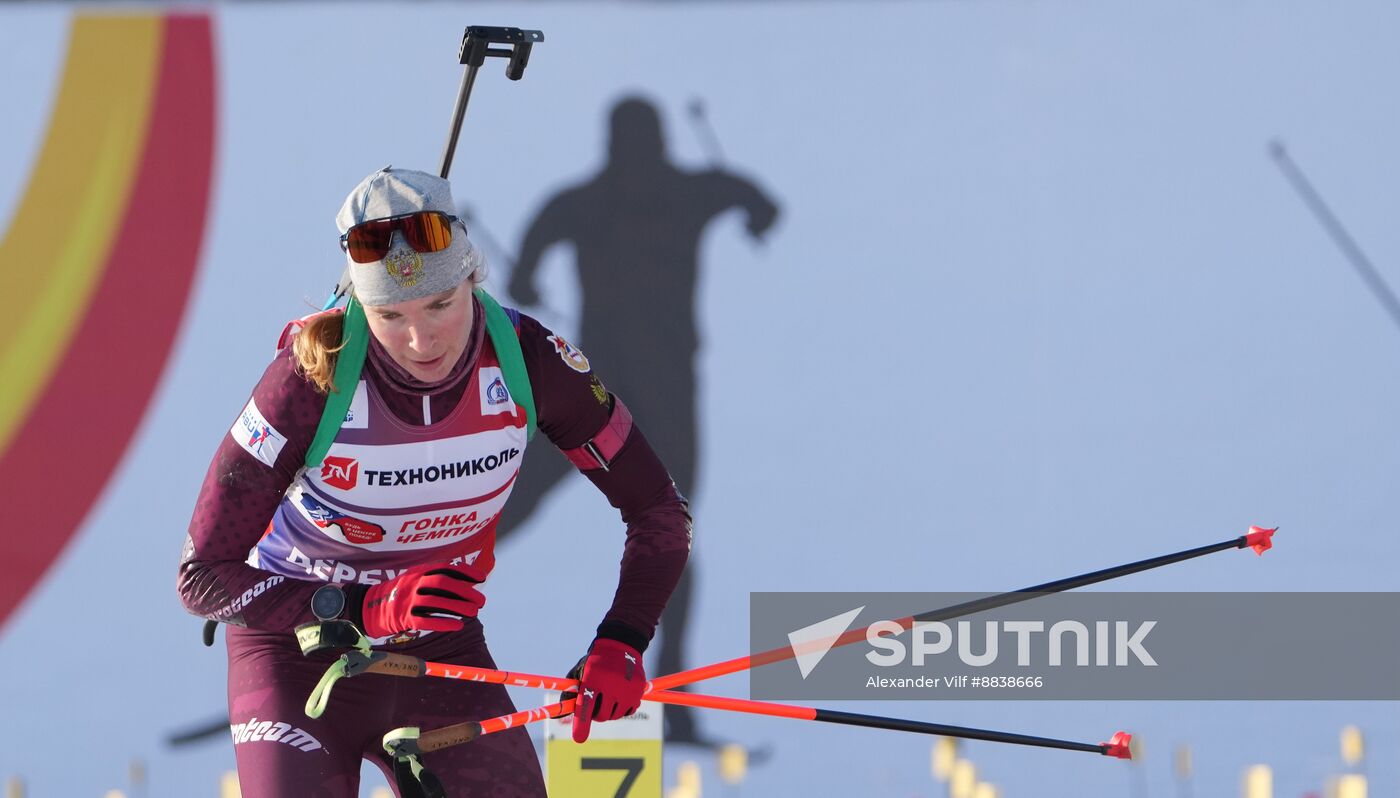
[335,166,483,306]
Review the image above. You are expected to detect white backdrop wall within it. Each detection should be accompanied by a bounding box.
[1,2,1397,795]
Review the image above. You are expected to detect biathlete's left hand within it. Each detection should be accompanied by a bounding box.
[567,638,646,743]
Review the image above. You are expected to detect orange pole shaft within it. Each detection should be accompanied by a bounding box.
[412,660,819,722]
[476,698,575,736]
[647,690,817,721]
[469,688,822,740]
[421,661,578,692]
[460,683,1121,760]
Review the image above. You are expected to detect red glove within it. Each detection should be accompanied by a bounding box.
[359,562,486,639]
[570,639,646,743]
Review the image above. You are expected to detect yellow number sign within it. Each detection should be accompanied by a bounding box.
[543,695,662,798]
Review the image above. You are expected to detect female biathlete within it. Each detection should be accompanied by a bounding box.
[178,166,692,796]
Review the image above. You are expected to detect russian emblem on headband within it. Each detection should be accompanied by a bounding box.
[383,248,424,288]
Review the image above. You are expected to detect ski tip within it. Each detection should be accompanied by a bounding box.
[1101,731,1133,760]
[1244,526,1277,556]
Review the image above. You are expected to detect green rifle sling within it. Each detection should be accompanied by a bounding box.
[473,287,537,442]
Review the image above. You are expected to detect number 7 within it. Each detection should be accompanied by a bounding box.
[580,757,645,798]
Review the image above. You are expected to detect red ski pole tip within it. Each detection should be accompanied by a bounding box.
[1101,731,1133,759]
[1244,526,1277,555]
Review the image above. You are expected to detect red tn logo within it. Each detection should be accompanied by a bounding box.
[321,456,359,490]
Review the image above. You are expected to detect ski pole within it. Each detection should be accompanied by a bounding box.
[386,695,1129,757]
[342,658,1134,758]
[299,639,1124,755]
[302,642,1123,759]
[378,697,1130,796]
[648,526,1276,694]
[1269,140,1400,333]
[380,695,1130,796]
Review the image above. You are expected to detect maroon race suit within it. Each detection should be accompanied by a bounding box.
[178,296,691,797]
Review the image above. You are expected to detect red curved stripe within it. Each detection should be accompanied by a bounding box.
[0,15,216,629]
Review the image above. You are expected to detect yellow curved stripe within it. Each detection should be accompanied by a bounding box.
[0,16,162,453]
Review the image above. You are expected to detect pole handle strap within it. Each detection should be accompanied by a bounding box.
[297,620,375,719]
[305,659,348,720]
[385,728,447,798]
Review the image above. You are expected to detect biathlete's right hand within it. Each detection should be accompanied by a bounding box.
[359,562,486,639]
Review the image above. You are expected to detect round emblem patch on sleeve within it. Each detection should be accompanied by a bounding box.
[546,334,591,373]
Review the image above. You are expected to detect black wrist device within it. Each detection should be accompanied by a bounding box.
[311,584,348,621]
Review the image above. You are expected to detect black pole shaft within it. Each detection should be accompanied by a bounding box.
[1269,140,1400,333]
[814,709,1107,755]
[439,64,482,179]
[910,536,1245,624]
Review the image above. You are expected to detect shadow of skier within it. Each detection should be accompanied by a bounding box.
[497,95,780,747]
